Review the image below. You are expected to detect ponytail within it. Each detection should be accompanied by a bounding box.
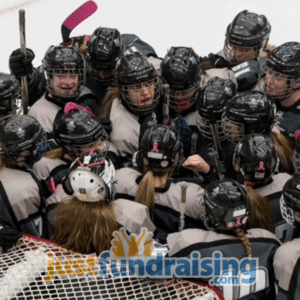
[246,186,275,233]
[235,227,252,258]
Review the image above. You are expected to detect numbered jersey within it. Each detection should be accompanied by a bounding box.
[114,167,206,235]
[255,172,295,243]
[274,238,300,300]
[167,228,280,300]
[0,167,47,238]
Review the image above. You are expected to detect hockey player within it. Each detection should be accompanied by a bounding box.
[0,114,48,238]
[205,10,271,69]
[257,42,300,144]
[114,124,212,243]
[0,73,20,118]
[33,109,118,232]
[167,178,280,300]
[97,52,161,167]
[222,90,294,174]
[196,77,237,179]
[273,173,300,300]
[233,133,294,242]
[52,151,156,254]
[27,45,98,135]
[160,47,236,128]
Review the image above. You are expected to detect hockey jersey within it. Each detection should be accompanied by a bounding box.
[167,228,280,300]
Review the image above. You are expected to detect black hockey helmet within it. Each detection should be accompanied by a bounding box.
[222,91,276,142]
[140,124,183,170]
[0,73,20,116]
[161,47,201,112]
[265,42,300,78]
[197,77,236,140]
[86,27,123,84]
[62,151,116,202]
[116,52,160,115]
[0,115,47,165]
[233,133,278,183]
[53,109,109,157]
[42,45,86,101]
[280,173,300,228]
[225,10,271,48]
[224,10,271,65]
[202,178,249,230]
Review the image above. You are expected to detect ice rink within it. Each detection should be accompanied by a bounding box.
[0,0,299,73]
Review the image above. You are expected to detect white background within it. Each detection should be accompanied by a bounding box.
[0,0,299,73]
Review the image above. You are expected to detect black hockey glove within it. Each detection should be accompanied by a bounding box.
[208,53,233,69]
[0,222,22,253]
[232,60,260,92]
[9,48,35,78]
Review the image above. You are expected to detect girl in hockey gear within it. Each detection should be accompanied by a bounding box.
[52,151,156,254]
[222,90,294,174]
[97,52,161,166]
[0,73,20,118]
[206,10,271,69]
[196,77,237,179]
[33,109,117,217]
[167,178,280,300]
[27,45,97,134]
[0,114,48,238]
[233,133,294,242]
[114,124,210,241]
[273,173,300,300]
[258,42,300,142]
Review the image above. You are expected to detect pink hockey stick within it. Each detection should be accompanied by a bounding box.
[61,0,97,43]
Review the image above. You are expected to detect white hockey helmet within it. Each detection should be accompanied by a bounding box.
[63,151,116,202]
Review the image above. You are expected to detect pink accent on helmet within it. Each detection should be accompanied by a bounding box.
[64,102,95,117]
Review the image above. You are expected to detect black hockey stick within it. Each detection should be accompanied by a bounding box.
[61,1,97,44]
[19,9,29,115]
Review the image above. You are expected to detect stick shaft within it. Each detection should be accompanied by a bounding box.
[19,9,29,115]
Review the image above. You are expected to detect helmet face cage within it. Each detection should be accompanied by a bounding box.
[61,130,109,158]
[167,81,200,113]
[293,150,300,173]
[196,110,226,141]
[87,63,117,85]
[280,195,296,227]
[222,116,245,143]
[224,41,262,65]
[67,153,116,202]
[261,63,297,101]
[119,76,161,115]
[44,68,85,101]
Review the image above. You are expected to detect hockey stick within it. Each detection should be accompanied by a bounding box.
[162,84,170,125]
[19,9,29,115]
[61,0,98,44]
[207,106,224,179]
[179,183,188,231]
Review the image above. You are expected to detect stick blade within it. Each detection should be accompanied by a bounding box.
[61,1,97,43]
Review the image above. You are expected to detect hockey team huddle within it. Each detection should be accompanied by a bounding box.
[1,8,300,300]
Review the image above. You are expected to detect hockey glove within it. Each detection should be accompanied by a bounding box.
[0,222,22,253]
[208,53,233,69]
[9,48,35,78]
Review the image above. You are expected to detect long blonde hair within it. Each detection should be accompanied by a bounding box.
[135,168,172,210]
[52,197,119,254]
[44,148,65,160]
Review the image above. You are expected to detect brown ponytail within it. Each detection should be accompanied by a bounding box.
[44,148,64,159]
[97,87,121,120]
[246,186,275,233]
[269,131,294,175]
[235,227,253,258]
